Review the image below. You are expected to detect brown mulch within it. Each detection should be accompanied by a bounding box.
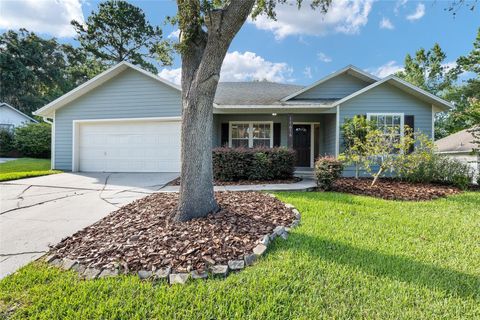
[51,192,295,273]
[168,177,302,186]
[331,178,461,201]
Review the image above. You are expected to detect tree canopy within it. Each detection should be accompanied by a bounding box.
[72,0,172,73]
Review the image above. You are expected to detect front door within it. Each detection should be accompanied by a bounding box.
[293,124,311,167]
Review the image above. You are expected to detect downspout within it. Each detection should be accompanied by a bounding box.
[42,117,53,124]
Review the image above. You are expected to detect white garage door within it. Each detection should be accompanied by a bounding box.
[77,120,181,172]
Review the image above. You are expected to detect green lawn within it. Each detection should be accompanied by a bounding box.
[0,158,60,181]
[1,192,479,319]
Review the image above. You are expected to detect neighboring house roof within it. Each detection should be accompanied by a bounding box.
[280,65,379,102]
[215,82,302,105]
[34,61,181,118]
[435,129,476,153]
[331,75,453,111]
[0,102,37,123]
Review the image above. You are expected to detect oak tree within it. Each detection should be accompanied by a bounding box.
[173,0,331,221]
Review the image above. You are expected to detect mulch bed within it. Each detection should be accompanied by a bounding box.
[331,178,461,201]
[168,177,301,186]
[51,192,295,273]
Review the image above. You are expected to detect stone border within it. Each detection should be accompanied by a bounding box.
[43,195,301,285]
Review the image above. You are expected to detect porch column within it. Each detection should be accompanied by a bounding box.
[287,114,293,148]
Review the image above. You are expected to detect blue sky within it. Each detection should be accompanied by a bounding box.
[0,0,478,85]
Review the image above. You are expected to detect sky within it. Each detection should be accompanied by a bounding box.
[0,0,478,85]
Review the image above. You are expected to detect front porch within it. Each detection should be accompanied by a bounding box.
[213,112,338,168]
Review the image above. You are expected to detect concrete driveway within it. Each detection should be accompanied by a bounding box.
[0,172,178,279]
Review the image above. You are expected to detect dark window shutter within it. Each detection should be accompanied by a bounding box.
[404,115,414,153]
[273,123,281,147]
[221,123,229,147]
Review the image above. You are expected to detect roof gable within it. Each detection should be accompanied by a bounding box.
[281,65,379,101]
[34,62,180,117]
[0,102,37,122]
[332,75,453,111]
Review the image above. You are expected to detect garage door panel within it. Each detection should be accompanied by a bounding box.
[77,120,181,172]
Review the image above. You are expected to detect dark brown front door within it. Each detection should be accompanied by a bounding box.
[293,124,311,167]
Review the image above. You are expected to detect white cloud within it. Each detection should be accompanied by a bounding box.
[0,0,84,37]
[406,3,425,21]
[168,29,180,40]
[394,0,408,14]
[379,17,394,30]
[249,0,374,39]
[158,68,182,85]
[442,61,457,72]
[220,51,292,82]
[368,61,404,78]
[317,52,332,63]
[158,51,293,85]
[303,67,313,79]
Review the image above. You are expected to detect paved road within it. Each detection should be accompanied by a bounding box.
[0,172,178,279]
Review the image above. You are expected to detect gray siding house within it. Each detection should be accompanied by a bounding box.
[34,62,451,174]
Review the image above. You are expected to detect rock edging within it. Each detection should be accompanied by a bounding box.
[44,195,301,285]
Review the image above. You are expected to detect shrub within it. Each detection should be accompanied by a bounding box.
[14,123,51,158]
[212,147,296,181]
[400,154,473,189]
[314,156,344,190]
[0,128,15,156]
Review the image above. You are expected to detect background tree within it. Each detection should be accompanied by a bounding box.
[72,0,172,73]
[172,0,331,221]
[0,29,106,116]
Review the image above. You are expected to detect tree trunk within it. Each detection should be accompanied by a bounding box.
[371,166,384,186]
[174,0,255,221]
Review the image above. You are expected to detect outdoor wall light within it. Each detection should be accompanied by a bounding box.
[272,113,277,116]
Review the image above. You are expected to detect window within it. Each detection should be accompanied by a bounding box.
[367,113,404,142]
[229,122,273,148]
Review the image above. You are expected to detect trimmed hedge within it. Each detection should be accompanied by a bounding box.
[213,147,296,181]
[315,156,344,190]
[0,128,15,156]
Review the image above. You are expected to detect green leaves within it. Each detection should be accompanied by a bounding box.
[71,0,172,73]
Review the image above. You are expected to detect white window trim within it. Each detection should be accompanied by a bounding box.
[366,113,405,138]
[228,121,274,148]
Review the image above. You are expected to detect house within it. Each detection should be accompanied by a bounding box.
[435,128,479,178]
[0,102,37,131]
[33,61,452,174]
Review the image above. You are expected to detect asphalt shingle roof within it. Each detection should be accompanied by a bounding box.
[435,128,476,153]
[214,82,303,105]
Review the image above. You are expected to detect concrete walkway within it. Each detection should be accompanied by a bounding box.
[0,158,17,164]
[158,179,316,192]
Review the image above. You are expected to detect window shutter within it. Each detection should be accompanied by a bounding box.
[221,123,229,147]
[273,123,281,147]
[404,115,414,153]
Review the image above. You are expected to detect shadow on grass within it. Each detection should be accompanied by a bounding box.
[283,233,480,299]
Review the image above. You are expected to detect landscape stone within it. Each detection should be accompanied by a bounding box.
[290,220,300,228]
[71,263,86,274]
[61,258,77,270]
[45,254,57,263]
[273,226,285,236]
[169,273,190,284]
[253,244,267,256]
[50,258,62,267]
[83,267,101,280]
[98,269,119,278]
[138,270,152,280]
[154,267,171,281]
[260,235,270,246]
[228,260,245,271]
[244,253,257,266]
[211,265,229,278]
[292,209,301,219]
[280,232,288,240]
[285,203,295,209]
[191,270,208,279]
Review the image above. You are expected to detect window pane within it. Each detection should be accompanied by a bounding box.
[253,139,270,148]
[231,123,249,139]
[386,116,393,126]
[253,123,271,139]
[232,139,248,148]
[393,115,401,125]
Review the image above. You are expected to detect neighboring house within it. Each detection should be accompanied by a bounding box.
[435,128,479,178]
[33,61,452,174]
[0,102,37,131]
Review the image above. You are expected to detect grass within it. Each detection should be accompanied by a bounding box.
[0,158,60,181]
[1,192,479,319]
